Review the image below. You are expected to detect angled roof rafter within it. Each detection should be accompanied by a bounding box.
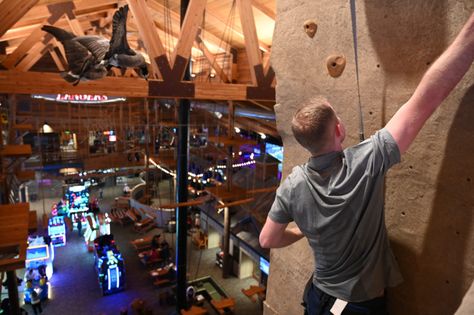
[0,0,40,38]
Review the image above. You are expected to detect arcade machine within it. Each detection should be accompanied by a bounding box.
[48,216,66,247]
[67,185,90,213]
[24,236,53,303]
[25,236,54,279]
[93,235,125,295]
[83,213,111,252]
[64,185,91,238]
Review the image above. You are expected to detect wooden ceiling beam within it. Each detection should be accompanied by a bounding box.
[15,42,49,71]
[251,0,276,20]
[1,25,39,42]
[3,16,109,53]
[0,0,39,38]
[0,70,274,101]
[0,71,148,96]
[12,5,84,72]
[145,0,231,55]
[195,36,230,82]
[65,14,86,36]
[8,0,116,31]
[48,48,66,71]
[204,2,270,52]
[171,0,207,67]
[50,37,67,61]
[237,0,263,85]
[2,2,78,69]
[126,0,166,78]
[2,26,49,69]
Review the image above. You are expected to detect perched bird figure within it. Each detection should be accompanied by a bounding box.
[41,5,148,85]
[104,5,149,80]
[41,25,109,85]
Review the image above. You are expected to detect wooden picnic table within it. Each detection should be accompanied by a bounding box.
[211,297,235,314]
[241,285,266,302]
[130,236,153,251]
[180,305,208,315]
[150,264,175,278]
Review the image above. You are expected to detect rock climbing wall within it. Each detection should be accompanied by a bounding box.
[265,1,474,315]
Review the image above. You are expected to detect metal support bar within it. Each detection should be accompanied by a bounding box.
[176,0,190,312]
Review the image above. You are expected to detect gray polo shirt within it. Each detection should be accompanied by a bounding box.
[268,128,403,302]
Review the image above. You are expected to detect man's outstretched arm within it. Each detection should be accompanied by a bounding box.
[386,12,474,154]
[260,217,304,248]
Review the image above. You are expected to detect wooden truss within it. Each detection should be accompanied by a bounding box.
[0,0,275,102]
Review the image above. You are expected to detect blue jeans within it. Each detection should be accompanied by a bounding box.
[302,281,389,315]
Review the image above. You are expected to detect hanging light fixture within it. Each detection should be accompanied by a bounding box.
[40,122,54,133]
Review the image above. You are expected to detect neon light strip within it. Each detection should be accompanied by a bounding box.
[107,268,111,291]
[150,158,256,179]
[116,268,120,289]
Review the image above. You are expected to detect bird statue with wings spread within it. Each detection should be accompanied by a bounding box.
[41,25,109,85]
[41,5,148,85]
[103,5,149,79]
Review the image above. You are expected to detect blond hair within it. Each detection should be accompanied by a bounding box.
[291,97,337,155]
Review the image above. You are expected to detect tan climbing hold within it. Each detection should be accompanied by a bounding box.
[326,55,346,77]
[304,20,318,38]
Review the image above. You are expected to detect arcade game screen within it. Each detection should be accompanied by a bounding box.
[265,143,284,176]
[67,185,90,213]
[26,245,49,262]
[259,256,270,275]
[265,143,284,162]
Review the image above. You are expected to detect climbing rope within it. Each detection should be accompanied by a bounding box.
[349,0,365,142]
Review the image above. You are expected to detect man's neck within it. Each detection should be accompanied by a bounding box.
[313,142,343,157]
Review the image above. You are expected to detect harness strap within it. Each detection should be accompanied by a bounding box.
[349,0,365,142]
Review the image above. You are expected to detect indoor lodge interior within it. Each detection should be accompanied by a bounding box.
[0,1,472,315]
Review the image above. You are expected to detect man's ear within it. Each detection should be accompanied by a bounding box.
[335,122,342,137]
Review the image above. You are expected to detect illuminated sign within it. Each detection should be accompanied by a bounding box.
[32,94,126,104]
[57,94,109,102]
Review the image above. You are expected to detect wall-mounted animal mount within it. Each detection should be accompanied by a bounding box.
[326,55,346,77]
[304,20,318,38]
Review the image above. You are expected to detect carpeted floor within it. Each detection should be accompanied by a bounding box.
[11,180,264,315]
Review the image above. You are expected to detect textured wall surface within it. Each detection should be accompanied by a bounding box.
[265,1,474,315]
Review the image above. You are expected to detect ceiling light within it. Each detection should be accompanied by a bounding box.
[234,127,240,133]
[40,122,54,133]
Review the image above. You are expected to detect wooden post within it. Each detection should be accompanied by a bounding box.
[222,100,235,278]
[6,270,20,315]
[119,103,124,152]
[144,98,150,204]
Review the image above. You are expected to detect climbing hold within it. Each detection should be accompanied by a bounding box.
[326,55,346,78]
[304,20,318,38]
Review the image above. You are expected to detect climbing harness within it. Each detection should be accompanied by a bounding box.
[349,0,365,142]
